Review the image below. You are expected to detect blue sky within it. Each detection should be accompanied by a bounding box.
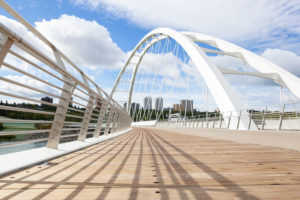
[0,0,147,52]
[1,0,300,110]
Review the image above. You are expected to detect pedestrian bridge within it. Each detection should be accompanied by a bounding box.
[2,128,300,200]
[1,1,300,199]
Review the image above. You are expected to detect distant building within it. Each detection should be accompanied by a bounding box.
[180,99,193,112]
[144,96,152,110]
[131,102,140,112]
[41,96,53,107]
[155,97,163,110]
[173,104,181,112]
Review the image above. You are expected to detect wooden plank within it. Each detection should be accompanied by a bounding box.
[1,128,300,199]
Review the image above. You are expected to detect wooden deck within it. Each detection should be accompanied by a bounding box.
[1,128,300,199]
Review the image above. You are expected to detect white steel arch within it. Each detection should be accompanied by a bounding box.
[111,28,300,130]
[183,32,300,99]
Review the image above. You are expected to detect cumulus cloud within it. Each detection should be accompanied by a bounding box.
[0,15,53,59]
[35,14,125,70]
[0,14,124,70]
[0,75,58,99]
[139,52,181,79]
[262,48,300,77]
[71,0,300,53]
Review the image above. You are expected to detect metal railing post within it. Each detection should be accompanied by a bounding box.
[78,95,96,141]
[94,101,108,137]
[227,112,232,129]
[248,109,252,130]
[236,110,242,130]
[104,107,114,135]
[47,50,75,149]
[261,107,267,130]
[219,113,223,128]
[111,110,119,134]
[278,104,285,131]
[212,113,216,128]
[115,113,124,132]
[206,115,209,128]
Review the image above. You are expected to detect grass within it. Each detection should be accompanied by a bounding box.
[1,123,36,131]
[0,119,36,141]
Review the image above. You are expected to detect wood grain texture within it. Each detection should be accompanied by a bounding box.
[1,128,300,199]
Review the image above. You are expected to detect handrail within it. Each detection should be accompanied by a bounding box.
[0,1,132,151]
[155,102,300,131]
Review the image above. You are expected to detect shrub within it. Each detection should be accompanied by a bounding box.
[35,123,52,130]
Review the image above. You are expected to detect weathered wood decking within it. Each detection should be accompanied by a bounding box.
[1,128,300,199]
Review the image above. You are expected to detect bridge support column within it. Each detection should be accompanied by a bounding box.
[227,112,232,129]
[110,109,119,134]
[120,113,126,131]
[94,101,108,137]
[104,107,114,135]
[47,51,75,149]
[78,95,96,141]
[261,107,267,130]
[278,104,285,131]
[115,113,123,132]
[219,114,223,128]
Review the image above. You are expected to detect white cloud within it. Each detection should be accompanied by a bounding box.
[0,75,58,99]
[262,48,300,77]
[0,14,125,70]
[139,52,181,79]
[0,15,53,59]
[35,14,125,70]
[71,0,300,53]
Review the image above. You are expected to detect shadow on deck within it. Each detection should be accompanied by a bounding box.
[1,128,300,199]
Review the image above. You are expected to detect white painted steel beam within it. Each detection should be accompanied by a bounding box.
[183,32,300,99]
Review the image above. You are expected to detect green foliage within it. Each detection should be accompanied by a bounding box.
[0,135,16,141]
[0,101,84,122]
[0,123,3,130]
[35,123,52,130]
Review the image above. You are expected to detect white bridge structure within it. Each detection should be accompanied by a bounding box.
[111,28,300,131]
[0,0,300,173]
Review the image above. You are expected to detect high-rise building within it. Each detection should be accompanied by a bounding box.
[173,103,184,112]
[180,99,193,112]
[155,97,163,110]
[131,102,140,111]
[173,104,180,111]
[144,96,152,110]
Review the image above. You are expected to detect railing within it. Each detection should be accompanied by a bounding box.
[156,102,300,131]
[0,1,132,151]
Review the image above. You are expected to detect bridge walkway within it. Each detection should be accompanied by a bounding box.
[1,128,300,199]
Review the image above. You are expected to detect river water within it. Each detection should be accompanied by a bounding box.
[0,141,46,155]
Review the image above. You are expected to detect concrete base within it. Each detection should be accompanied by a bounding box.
[0,128,131,177]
